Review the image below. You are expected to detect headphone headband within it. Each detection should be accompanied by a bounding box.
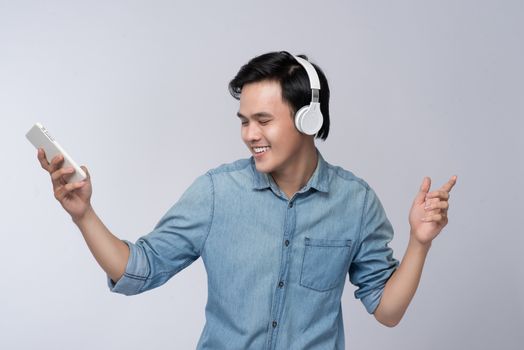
[292,55,321,91]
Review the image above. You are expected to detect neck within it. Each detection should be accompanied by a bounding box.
[271,142,318,200]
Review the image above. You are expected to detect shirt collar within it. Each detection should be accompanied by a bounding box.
[251,149,330,193]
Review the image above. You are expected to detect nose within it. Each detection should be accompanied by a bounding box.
[243,122,261,143]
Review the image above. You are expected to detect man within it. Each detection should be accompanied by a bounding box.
[37,51,457,349]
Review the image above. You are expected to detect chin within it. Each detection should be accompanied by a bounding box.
[254,161,274,174]
[253,156,282,174]
[252,149,286,174]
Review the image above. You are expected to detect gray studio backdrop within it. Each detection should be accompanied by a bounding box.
[1,1,523,349]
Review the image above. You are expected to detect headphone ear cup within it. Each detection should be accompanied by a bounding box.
[295,104,323,135]
[294,106,310,133]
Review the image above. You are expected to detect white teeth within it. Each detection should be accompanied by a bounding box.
[254,146,270,153]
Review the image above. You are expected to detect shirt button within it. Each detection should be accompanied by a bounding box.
[278,281,284,288]
[272,321,278,328]
[288,202,293,208]
[284,240,290,247]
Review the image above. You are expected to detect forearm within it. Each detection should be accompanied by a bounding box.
[374,233,431,327]
[73,206,130,283]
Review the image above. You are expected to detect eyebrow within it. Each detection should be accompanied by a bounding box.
[236,112,273,119]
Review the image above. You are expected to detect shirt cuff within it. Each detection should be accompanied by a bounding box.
[361,286,386,314]
[107,240,149,296]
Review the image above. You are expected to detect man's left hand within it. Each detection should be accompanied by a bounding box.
[409,175,457,245]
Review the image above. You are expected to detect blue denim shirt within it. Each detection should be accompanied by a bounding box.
[108,151,398,349]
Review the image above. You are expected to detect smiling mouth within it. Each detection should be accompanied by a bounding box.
[253,146,271,154]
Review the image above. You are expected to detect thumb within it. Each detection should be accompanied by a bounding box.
[80,166,90,180]
[415,176,431,204]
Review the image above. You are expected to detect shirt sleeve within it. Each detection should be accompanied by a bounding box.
[108,173,214,295]
[348,186,399,314]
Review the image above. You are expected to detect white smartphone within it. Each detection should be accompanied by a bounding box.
[26,122,87,183]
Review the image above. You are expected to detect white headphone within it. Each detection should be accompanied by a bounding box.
[292,55,324,135]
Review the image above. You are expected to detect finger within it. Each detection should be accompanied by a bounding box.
[424,209,442,218]
[425,191,449,200]
[54,181,85,201]
[49,154,65,173]
[425,201,449,211]
[421,213,447,222]
[425,197,440,207]
[415,177,431,204]
[440,175,458,193]
[424,209,443,218]
[37,148,50,171]
[80,166,90,181]
[51,167,76,185]
[420,176,431,193]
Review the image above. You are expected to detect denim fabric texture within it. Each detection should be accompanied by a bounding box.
[108,150,399,349]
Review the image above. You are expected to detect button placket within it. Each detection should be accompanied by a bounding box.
[267,197,296,349]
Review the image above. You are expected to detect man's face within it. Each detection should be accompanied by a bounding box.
[237,80,307,174]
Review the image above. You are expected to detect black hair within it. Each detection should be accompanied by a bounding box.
[228,51,330,140]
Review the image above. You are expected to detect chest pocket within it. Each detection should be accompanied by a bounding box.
[300,237,352,292]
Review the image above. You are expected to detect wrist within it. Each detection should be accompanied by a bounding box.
[72,205,96,226]
[408,233,432,252]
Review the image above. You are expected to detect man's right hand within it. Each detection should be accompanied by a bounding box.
[36,148,129,283]
[37,148,93,222]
